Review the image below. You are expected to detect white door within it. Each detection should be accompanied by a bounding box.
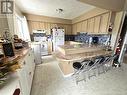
[119,32,127,63]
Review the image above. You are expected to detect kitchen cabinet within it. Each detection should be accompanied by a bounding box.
[87,18,95,34]
[47,41,52,54]
[81,20,87,32]
[64,25,72,35]
[76,22,82,33]
[99,13,110,34]
[72,12,111,35]
[50,23,57,29]
[72,24,77,35]
[28,21,72,35]
[39,22,45,30]
[94,16,101,34]
[18,61,29,95]
[32,21,40,30]
[57,24,72,35]
[17,49,35,95]
[45,23,51,35]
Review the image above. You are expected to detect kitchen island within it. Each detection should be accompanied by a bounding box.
[53,41,112,76]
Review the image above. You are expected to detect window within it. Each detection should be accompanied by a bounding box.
[15,15,31,41]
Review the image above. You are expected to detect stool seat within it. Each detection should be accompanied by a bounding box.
[99,56,105,64]
[73,62,82,70]
[88,61,94,66]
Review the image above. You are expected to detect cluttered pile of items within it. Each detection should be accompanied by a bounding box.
[0,34,28,86]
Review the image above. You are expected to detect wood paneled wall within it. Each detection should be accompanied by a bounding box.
[26,14,72,35]
[27,20,72,35]
[72,12,112,35]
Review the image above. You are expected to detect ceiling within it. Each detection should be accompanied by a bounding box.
[15,0,95,19]
[78,0,125,11]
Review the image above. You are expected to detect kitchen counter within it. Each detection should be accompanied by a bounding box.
[53,41,113,76]
[0,46,36,95]
[0,47,31,68]
[58,43,104,55]
[54,49,112,62]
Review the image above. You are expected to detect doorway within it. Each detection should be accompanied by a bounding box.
[118,15,127,64]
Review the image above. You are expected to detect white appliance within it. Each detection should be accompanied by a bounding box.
[33,32,48,56]
[52,28,65,51]
[31,42,42,64]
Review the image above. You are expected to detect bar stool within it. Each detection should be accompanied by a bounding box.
[88,56,102,79]
[104,54,118,72]
[72,60,91,84]
[97,56,106,75]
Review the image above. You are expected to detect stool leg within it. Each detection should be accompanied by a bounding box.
[88,68,96,80]
[98,65,105,75]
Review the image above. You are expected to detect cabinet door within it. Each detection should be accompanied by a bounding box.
[39,22,45,30]
[24,53,34,95]
[50,23,57,29]
[65,25,72,35]
[94,16,101,34]
[17,61,29,95]
[45,23,51,35]
[72,24,77,35]
[87,18,94,34]
[76,22,82,33]
[82,20,87,32]
[30,50,36,71]
[99,13,109,34]
[32,21,40,30]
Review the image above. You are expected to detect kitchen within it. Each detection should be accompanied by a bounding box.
[0,0,127,95]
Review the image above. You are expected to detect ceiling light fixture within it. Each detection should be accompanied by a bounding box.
[56,8,64,13]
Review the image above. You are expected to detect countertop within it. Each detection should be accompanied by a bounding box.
[0,47,30,67]
[58,42,105,55]
[54,50,112,62]
[54,42,113,62]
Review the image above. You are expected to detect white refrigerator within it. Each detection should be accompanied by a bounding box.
[52,28,65,51]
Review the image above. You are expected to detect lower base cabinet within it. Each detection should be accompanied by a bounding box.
[17,49,35,95]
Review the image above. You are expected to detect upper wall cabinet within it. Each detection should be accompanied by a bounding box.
[65,25,72,35]
[27,20,72,35]
[99,13,110,34]
[45,23,51,35]
[82,20,87,32]
[72,24,77,35]
[94,16,101,34]
[57,24,72,35]
[77,22,82,33]
[72,12,110,35]
[87,18,94,34]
